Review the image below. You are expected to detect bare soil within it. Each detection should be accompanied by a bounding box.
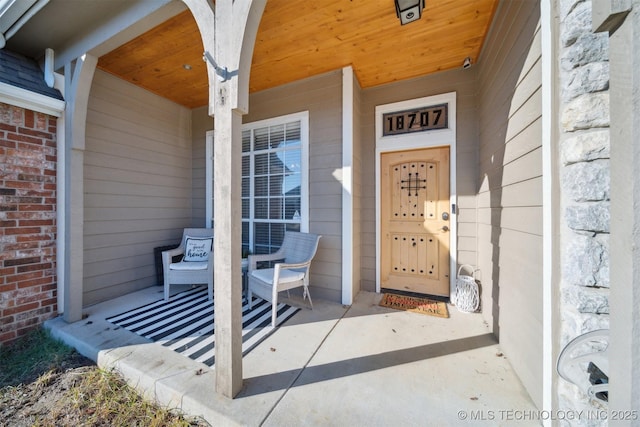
[0,353,95,426]
[0,331,209,427]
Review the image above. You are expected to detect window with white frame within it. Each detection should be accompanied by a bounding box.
[209,112,309,257]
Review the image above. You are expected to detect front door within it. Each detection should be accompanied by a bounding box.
[380,147,450,297]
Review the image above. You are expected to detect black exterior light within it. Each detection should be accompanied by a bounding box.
[395,0,425,25]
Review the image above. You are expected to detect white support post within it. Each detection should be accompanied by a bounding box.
[184,0,266,398]
[212,103,244,398]
[212,0,244,400]
[342,66,354,305]
[62,54,97,323]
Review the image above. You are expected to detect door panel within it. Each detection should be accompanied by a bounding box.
[380,147,450,296]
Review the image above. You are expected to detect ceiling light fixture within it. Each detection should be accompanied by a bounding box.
[395,0,425,25]
[183,64,192,70]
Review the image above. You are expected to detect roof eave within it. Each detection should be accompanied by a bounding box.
[0,81,65,117]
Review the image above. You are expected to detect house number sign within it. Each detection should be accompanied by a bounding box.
[383,103,448,136]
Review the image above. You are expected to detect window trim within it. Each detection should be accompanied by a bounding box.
[206,111,310,246]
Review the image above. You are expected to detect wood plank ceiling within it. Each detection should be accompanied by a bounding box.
[97,0,498,109]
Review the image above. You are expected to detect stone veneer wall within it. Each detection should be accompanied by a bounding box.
[0,102,58,344]
[558,0,611,416]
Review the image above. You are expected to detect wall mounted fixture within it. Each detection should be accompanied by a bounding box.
[463,57,472,69]
[395,0,425,25]
[203,51,230,82]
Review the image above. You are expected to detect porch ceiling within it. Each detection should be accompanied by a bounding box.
[97,0,498,109]
[4,0,498,110]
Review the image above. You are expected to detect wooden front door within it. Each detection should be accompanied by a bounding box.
[380,147,451,297]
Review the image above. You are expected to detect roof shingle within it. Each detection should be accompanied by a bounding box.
[0,49,64,100]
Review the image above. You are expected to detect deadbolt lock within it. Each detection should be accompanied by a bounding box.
[442,212,449,220]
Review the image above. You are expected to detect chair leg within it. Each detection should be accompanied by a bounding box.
[164,269,170,300]
[303,285,313,310]
[271,292,278,327]
[248,289,253,309]
[207,282,213,300]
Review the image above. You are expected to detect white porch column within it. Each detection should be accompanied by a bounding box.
[183,0,266,398]
[213,0,243,397]
[62,54,97,323]
[212,95,244,397]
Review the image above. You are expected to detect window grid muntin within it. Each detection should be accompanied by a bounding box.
[242,119,303,254]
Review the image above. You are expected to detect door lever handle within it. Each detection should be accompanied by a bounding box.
[441,225,449,232]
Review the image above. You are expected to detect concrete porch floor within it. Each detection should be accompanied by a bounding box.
[46,286,539,426]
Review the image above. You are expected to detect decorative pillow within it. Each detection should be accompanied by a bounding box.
[183,237,213,262]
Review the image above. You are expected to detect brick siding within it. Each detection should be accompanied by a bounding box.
[0,102,58,345]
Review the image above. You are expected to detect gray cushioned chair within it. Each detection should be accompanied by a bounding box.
[162,228,214,301]
[247,231,321,327]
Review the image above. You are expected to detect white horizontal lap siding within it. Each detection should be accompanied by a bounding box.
[456,94,480,271]
[477,0,543,408]
[241,71,344,303]
[83,70,193,306]
[191,107,213,227]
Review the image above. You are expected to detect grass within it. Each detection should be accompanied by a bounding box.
[0,327,209,426]
[0,327,75,388]
[55,368,199,426]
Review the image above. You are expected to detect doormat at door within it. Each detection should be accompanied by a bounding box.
[379,292,449,318]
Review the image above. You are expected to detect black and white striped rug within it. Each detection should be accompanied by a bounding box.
[106,288,299,367]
